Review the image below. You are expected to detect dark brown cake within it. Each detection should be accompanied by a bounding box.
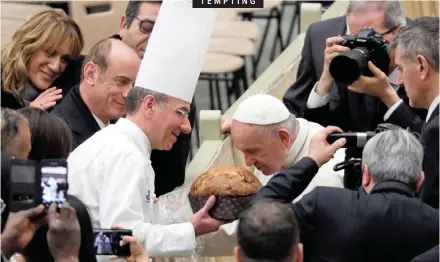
[188,166,263,221]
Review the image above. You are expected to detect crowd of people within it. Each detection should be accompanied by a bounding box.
[1,0,439,261]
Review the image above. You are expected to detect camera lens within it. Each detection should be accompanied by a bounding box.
[329,47,370,86]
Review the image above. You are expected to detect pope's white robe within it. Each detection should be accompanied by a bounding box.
[200,118,345,256]
[67,118,196,258]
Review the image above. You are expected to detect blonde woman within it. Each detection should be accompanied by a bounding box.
[1,9,84,111]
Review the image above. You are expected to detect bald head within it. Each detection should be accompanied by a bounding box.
[80,38,141,123]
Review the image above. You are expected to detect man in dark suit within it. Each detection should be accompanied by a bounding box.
[52,38,141,148]
[349,17,439,209]
[255,127,439,262]
[282,1,425,132]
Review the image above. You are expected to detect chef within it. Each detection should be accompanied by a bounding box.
[67,0,222,258]
[200,94,345,256]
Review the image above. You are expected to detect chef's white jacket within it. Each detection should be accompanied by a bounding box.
[67,118,196,257]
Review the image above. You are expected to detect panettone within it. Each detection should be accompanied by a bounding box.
[188,166,263,221]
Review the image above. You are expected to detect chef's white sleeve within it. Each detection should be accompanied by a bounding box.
[98,152,196,257]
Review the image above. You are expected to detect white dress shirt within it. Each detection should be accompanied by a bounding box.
[92,114,108,129]
[426,95,440,123]
[67,118,196,259]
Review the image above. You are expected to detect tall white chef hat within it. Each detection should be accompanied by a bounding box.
[134,0,216,103]
[232,94,290,125]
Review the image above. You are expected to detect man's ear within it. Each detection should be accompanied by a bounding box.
[279,129,292,149]
[119,15,128,38]
[295,243,304,262]
[362,164,372,190]
[416,55,430,80]
[395,25,404,34]
[416,171,425,193]
[142,95,157,118]
[83,62,97,86]
[234,246,243,262]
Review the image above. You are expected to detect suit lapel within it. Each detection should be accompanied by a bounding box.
[423,104,439,131]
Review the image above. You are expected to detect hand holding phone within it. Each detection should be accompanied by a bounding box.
[93,228,132,257]
[108,226,148,261]
[47,203,80,261]
[1,205,46,258]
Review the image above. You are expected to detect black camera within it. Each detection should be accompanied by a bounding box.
[326,123,405,190]
[329,27,391,86]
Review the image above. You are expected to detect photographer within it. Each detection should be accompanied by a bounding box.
[283,1,426,132]
[256,127,439,261]
[348,17,439,209]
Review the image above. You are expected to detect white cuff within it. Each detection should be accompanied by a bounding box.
[384,99,404,121]
[306,82,330,109]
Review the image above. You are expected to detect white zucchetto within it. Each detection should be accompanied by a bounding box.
[232,94,290,125]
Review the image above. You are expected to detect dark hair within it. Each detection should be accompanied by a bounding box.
[1,152,12,232]
[1,108,28,157]
[124,0,162,27]
[80,38,113,82]
[391,16,439,72]
[17,108,72,161]
[23,195,97,262]
[237,200,300,262]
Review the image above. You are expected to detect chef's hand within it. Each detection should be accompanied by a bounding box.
[47,203,81,262]
[1,205,46,259]
[348,61,400,107]
[109,227,149,262]
[220,116,232,134]
[191,196,224,236]
[29,87,63,111]
[308,126,346,167]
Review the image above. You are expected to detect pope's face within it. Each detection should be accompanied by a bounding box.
[231,121,289,175]
[153,97,191,150]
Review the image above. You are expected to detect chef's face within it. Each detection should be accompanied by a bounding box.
[119,2,160,59]
[231,121,291,175]
[152,97,192,150]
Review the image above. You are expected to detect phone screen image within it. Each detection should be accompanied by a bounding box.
[93,229,132,256]
[40,164,68,208]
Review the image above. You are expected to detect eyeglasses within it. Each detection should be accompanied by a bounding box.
[379,26,398,36]
[163,103,191,118]
[131,16,155,36]
[140,97,190,118]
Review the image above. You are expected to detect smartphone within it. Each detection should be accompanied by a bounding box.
[8,159,40,212]
[40,159,68,209]
[93,229,132,256]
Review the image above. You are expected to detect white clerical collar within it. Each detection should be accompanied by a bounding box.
[282,119,310,168]
[92,114,108,129]
[426,95,440,123]
[115,118,151,155]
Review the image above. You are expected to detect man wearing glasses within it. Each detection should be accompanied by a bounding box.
[112,0,196,197]
[282,0,426,133]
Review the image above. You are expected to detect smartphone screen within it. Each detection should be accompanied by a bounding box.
[93,229,132,256]
[40,160,68,208]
